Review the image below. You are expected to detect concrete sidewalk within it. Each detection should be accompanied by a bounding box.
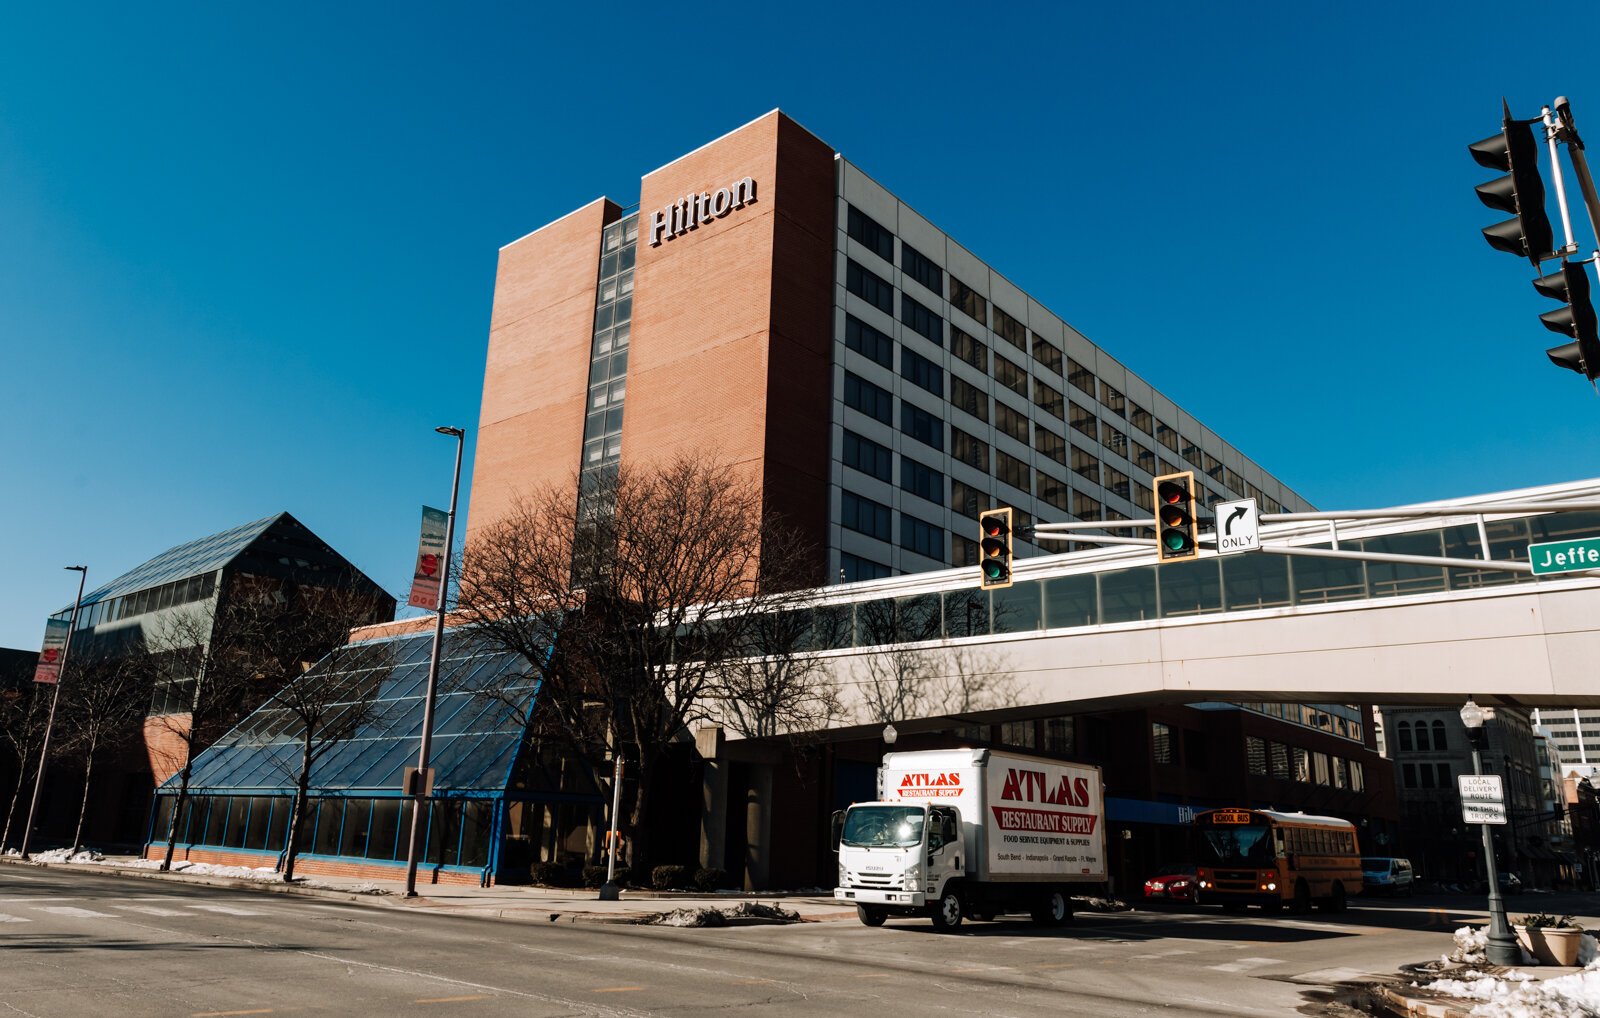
[0,855,854,926]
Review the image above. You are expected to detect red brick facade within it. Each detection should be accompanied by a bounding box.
[143,843,488,887]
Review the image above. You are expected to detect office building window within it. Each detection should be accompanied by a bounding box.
[1032,378,1063,418]
[1002,720,1037,749]
[841,551,892,582]
[951,480,983,521]
[1247,737,1267,775]
[1314,752,1330,785]
[1069,403,1097,441]
[950,276,987,324]
[1350,761,1365,792]
[1066,358,1095,398]
[952,535,979,567]
[1035,427,1067,466]
[1133,484,1153,512]
[846,259,894,315]
[1156,421,1180,452]
[1104,425,1128,459]
[1104,467,1130,501]
[1072,491,1101,520]
[1038,471,1069,512]
[901,242,942,294]
[846,205,894,262]
[1203,451,1224,483]
[1130,404,1152,434]
[844,315,893,368]
[996,451,1030,494]
[1032,335,1063,376]
[1182,436,1202,463]
[995,402,1030,444]
[843,372,892,424]
[952,326,987,371]
[1432,720,1448,749]
[900,455,945,505]
[951,427,989,472]
[900,512,944,559]
[900,346,944,397]
[993,305,1026,351]
[1293,747,1311,782]
[1072,447,1099,484]
[950,375,989,423]
[1101,384,1126,416]
[1046,717,1075,755]
[841,491,892,541]
[901,402,944,451]
[842,430,892,483]
[1436,762,1451,786]
[1270,742,1291,780]
[900,293,944,346]
[993,355,1029,399]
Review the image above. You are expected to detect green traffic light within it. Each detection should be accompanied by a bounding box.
[1163,532,1190,552]
[983,560,1006,580]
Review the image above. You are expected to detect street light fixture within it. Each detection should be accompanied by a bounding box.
[19,566,88,860]
[403,426,465,898]
[1460,698,1521,966]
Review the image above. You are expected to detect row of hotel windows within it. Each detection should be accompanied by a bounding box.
[1245,736,1367,791]
[581,216,639,477]
[843,205,1288,514]
[64,572,219,630]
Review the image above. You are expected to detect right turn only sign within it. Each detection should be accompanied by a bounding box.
[1215,498,1260,555]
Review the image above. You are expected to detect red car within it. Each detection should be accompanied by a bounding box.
[1143,863,1199,905]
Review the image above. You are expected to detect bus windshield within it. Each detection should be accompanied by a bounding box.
[1198,825,1277,867]
[842,806,926,848]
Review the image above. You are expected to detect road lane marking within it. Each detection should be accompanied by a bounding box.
[415,996,488,1004]
[728,979,772,985]
[192,1010,274,1017]
[38,906,116,919]
[591,987,644,993]
[115,905,191,917]
[187,904,270,916]
[1209,957,1282,973]
[853,973,894,979]
[0,912,31,923]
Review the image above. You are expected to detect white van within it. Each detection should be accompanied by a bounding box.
[1361,857,1414,896]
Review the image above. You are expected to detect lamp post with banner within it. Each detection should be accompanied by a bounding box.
[1460,699,1520,966]
[20,566,88,860]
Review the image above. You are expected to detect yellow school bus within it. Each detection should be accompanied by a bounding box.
[1193,808,1361,913]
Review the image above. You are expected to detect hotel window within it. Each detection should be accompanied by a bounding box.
[842,430,892,483]
[950,276,987,325]
[841,551,892,582]
[1246,737,1268,775]
[993,355,1029,399]
[1037,471,1069,512]
[901,403,944,452]
[951,326,987,371]
[844,315,894,368]
[1072,491,1101,520]
[1103,425,1128,459]
[996,451,1030,494]
[900,455,945,505]
[846,205,894,262]
[1152,723,1173,765]
[950,376,989,423]
[1032,335,1063,376]
[841,491,892,541]
[1032,378,1063,418]
[900,512,945,559]
[1072,447,1099,483]
[1101,384,1126,416]
[1293,747,1311,782]
[1069,403,1097,441]
[1066,358,1095,398]
[951,480,984,520]
[1350,761,1365,792]
[993,306,1027,351]
[900,346,944,397]
[901,242,942,295]
[1156,421,1180,452]
[1270,742,1291,780]
[843,372,892,424]
[900,293,944,346]
[1104,467,1130,501]
[1035,427,1067,466]
[995,402,1030,444]
[1332,757,1349,789]
[951,427,990,472]
[846,259,894,315]
[1313,752,1330,785]
[1130,404,1152,434]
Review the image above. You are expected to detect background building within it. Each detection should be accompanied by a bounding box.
[1533,708,1600,777]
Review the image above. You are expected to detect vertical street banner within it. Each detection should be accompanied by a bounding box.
[33,618,71,684]
[407,506,449,610]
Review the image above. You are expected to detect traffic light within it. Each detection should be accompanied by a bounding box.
[1470,101,1554,267]
[978,507,1013,590]
[1535,261,1600,380]
[1153,472,1198,563]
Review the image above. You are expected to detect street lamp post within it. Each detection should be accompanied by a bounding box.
[403,426,465,898]
[1460,698,1521,966]
[19,566,88,860]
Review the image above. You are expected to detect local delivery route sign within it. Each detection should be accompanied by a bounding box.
[1529,536,1600,575]
[1458,774,1507,825]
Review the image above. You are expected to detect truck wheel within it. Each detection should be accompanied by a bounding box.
[1031,889,1071,927]
[928,890,963,932]
[857,905,887,927]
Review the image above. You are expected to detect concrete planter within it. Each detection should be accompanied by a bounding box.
[1513,924,1583,966]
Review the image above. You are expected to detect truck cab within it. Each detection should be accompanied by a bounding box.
[833,802,965,928]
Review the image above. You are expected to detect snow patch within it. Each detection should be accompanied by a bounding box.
[641,902,800,927]
[1427,942,1600,1018]
[30,849,105,863]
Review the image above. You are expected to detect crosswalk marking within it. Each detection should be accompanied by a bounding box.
[39,906,116,919]
[1208,957,1282,973]
[0,912,31,923]
[115,904,191,917]
[186,904,270,916]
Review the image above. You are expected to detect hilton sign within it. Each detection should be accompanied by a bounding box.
[648,176,757,246]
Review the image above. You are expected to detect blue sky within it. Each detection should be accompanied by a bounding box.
[2,3,1597,649]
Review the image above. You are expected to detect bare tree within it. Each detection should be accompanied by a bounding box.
[0,684,50,851]
[454,454,822,873]
[58,649,153,853]
[852,597,1026,727]
[712,604,842,739]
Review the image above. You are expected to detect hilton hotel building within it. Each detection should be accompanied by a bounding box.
[470,110,1313,581]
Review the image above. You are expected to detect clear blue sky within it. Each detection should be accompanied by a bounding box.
[3,3,1597,650]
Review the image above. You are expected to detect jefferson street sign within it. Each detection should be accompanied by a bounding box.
[1529,536,1600,575]
[1215,498,1260,555]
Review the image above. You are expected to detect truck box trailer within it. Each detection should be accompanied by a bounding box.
[832,748,1107,930]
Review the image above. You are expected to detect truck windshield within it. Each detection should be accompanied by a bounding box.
[1198,826,1276,867]
[842,806,926,848]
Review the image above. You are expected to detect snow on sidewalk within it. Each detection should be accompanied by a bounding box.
[14,847,389,894]
[1424,926,1600,1017]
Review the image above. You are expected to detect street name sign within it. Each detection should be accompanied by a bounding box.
[1529,536,1600,576]
[1215,498,1260,555]
[1458,774,1507,825]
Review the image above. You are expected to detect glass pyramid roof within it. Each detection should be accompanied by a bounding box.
[68,512,287,610]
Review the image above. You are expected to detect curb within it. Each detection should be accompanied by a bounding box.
[1374,986,1472,1018]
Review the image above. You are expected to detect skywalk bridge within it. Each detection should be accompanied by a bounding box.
[758,478,1600,738]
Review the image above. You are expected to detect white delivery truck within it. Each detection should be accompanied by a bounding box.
[832,748,1107,930]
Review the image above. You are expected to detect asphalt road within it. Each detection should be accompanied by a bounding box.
[4,866,1595,1017]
